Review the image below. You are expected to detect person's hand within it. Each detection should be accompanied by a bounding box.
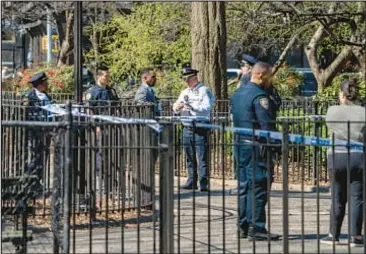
[173,103,184,111]
[96,127,101,136]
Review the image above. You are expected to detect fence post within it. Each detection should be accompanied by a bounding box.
[282,121,289,254]
[312,101,319,186]
[63,101,73,254]
[159,123,174,254]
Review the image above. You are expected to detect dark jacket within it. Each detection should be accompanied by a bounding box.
[22,88,53,121]
[86,84,119,115]
[231,82,277,131]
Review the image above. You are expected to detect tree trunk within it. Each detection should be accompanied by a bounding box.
[57,10,74,67]
[191,2,227,99]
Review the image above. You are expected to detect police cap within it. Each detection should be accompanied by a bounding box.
[29,72,48,86]
[181,67,199,79]
[240,54,258,67]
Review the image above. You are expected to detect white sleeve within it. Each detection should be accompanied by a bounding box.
[193,87,215,114]
[173,90,185,113]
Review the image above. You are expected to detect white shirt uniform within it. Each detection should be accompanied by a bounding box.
[173,83,215,121]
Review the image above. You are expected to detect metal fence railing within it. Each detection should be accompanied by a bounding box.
[1,92,338,185]
[2,103,365,254]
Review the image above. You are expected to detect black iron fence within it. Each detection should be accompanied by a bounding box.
[2,104,365,253]
[1,92,338,185]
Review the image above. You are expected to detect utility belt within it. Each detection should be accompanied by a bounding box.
[183,121,210,133]
[239,135,281,159]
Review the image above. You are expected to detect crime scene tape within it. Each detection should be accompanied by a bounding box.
[41,104,163,132]
[41,105,364,151]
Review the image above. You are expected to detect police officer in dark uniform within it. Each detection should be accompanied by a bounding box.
[86,66,120,116]
[22,72,53,195]
[231,62,280,240]
[22,72,53,120]
[86,66,120,198]
[238,55,282,111]
[238,54,258,88]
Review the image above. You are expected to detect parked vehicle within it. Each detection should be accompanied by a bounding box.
[292,68,318,96]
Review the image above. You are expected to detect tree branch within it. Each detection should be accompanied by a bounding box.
[272,22,317,75]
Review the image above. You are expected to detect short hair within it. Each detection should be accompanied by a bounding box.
[251,62,272,74]
[340,78,358,101]
[97,65,109,77]
[140,68,154,78]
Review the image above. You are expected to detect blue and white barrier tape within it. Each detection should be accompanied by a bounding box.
[193,122,364,151]
[41,105,364,151]
[41,104,163,132]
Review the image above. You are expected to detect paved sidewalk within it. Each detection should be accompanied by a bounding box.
[2,178,364,253]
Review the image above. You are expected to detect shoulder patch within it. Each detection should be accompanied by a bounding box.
[259,97,269,110]
[22,97,29,106]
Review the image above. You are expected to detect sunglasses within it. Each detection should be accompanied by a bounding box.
[183,75,195,81]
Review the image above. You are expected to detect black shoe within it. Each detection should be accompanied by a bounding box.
[199,186,208,192]
[180,182,197,190]
[248,227,280,241]
[320,235,340,245]
[239,229,248,239]
[350,237,364,247]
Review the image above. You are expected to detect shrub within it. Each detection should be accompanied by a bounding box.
[3,65,74,95]
[273,65,303,99]
[314,73,365,104]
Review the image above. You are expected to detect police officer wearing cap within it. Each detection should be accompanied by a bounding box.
[22,72,53,119]
[231,62,280,241]
[173,67,215,191]
[238,54,258,88]
[22,72,53,196]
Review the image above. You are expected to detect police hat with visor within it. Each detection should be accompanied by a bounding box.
[181,67,199,80]
[29,72,48,86]
[240,54,258,67]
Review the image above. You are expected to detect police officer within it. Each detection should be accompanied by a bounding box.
[238,54,258,88]
[22,71,53,118]
[173,67,215,191]
[231,62,279,240]
[134,68,160,116]
[321,79,365,247]
[22,72,53,196]
[86,66,120,199]
[86,66,119,116]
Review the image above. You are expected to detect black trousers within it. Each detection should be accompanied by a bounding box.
[327,152,364,237]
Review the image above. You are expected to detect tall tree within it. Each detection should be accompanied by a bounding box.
[226,2,366,89]
[191,2,227,99]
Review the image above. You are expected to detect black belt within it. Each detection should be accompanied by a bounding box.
[184,123,210,131]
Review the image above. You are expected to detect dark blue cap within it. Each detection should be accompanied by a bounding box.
[181,67,199,78]
[29,72,48,86]
[241,54,258,66]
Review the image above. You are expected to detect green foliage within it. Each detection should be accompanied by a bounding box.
[87,2,191,97]
[273,64,304,99]
[313,73,365,103]
[3,65,74,94]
